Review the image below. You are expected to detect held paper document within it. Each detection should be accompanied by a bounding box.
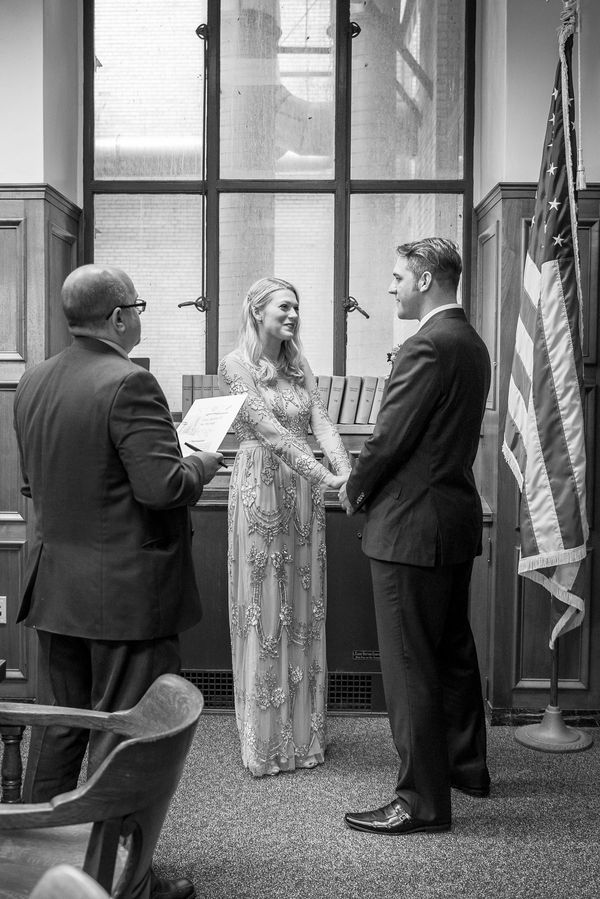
[177,393,247,455]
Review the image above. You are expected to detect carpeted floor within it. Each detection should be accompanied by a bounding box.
[153,714,599,899]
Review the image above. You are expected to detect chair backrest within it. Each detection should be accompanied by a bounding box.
[31,865,110,899]
[0,674,203,898]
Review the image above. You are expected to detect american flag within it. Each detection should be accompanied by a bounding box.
[502,13,588,648]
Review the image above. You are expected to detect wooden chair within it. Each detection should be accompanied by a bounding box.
[0,674,203,899]
[30,865,110,899]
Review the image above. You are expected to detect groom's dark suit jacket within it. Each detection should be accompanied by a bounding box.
[13,336,207,641]
[345,308,491,564]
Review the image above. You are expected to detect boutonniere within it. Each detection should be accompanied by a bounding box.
[387,343,402,366]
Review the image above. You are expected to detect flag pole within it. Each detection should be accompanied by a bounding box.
[514,638,592,752]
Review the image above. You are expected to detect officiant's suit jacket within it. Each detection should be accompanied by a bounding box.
[13,336,207,641]
[345,308,490,563]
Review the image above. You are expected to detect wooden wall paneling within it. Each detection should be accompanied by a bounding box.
[0,187,81,701]
[0,217,25,362]
[0,382,31,695]
[476,184,600,722]
[48,223,78,358]
[0,203,31,697]
[579,199,600,716]
[494,192,536,712]
[471,213,502,698]
[183,505,230,671]
[0,545,30,686]
[325,508,380,670]
[515,563,590,692]
[476,222,499,410]
[489,471,519,710]
[0,383,25,515]
[25,198,48,368]
[578,210,599,365]
[469,519,492,697]
[584,382,597,529]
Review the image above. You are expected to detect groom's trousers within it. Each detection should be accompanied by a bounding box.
[369,556,489,824]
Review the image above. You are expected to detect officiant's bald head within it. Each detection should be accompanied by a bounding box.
[61,264,143,353]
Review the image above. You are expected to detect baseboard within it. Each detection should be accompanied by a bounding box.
[487,706,600,727]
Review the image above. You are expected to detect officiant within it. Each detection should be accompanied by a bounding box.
[13,262,222,899]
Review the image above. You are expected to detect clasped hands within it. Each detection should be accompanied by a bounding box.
[327,474,354,516]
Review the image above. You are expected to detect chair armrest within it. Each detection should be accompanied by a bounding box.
[0,703,139,737]
[0,799,69,828]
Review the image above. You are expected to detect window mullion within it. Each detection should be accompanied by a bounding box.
[83,1,95,263]
[461,0,477,320]
[204,5,221,374]
[333,0,352,376]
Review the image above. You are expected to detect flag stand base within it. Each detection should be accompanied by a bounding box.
[514,705,593,753]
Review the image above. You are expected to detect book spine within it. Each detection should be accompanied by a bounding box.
[182,375,193,416]
[199,374,213,400]
[339,376,362,424]
[327,376,345,424]
[316,375,332,408]
[368,377,387,424]
[192,375,203,402]
[210,373,222,396]
[355,376,377,424]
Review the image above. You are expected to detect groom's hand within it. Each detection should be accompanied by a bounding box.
[338,483,354,516]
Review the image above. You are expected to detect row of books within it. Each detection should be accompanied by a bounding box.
[182,373,386,425]
[317,375,386,425]
[182,374,223,416]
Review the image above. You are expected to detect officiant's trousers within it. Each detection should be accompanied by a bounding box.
[22,630,180,802]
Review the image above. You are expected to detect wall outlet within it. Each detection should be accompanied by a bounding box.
[0,595,6,625]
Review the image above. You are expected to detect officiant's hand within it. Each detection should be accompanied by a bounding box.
[192,450,225,483]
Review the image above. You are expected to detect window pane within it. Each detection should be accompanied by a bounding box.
[220,2,335,179]
[94,0,207,180]
[351,0,465,179]
[347,194,463,377]
[94,195,204,412]
[219,194,334,375]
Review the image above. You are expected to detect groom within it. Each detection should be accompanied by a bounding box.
[339,238,491,834]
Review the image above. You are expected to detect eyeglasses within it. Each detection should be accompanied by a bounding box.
[105,299,146,320]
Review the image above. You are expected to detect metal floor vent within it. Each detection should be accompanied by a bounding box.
[328,672,373,711]
[182,670,375,712]
[182,670,235,709]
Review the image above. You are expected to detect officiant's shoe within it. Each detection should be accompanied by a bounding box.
[344,798,450,835]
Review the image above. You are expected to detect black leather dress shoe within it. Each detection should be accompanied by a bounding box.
[451,782,490,798]
[344,798,450,835]
[150,875,196,899]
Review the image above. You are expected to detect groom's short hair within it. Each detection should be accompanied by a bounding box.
[396,238,462,291]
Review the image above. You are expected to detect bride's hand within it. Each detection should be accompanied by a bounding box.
[326,474,348,490]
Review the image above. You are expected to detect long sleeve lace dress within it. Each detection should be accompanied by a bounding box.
[218,351,352,777]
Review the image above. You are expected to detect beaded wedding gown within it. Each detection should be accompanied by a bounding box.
[218,351,352,777]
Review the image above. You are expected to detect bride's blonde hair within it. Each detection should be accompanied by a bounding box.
[237,277,305,385]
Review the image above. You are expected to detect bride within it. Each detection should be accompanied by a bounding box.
[218,277,351,777]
